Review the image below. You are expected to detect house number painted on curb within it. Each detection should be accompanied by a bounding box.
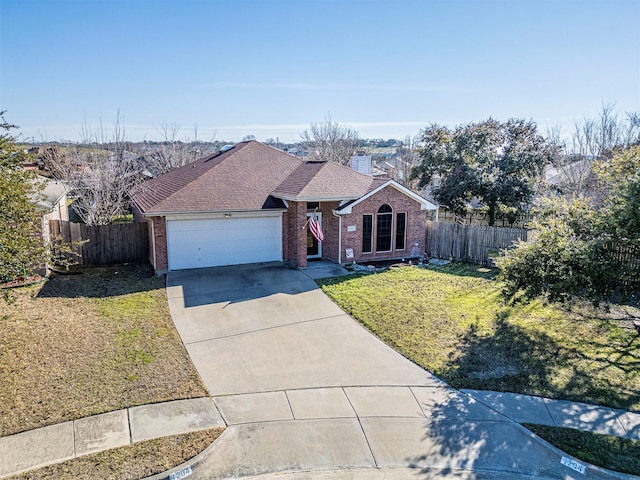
[561,456,586,474]
[169,466,192,480]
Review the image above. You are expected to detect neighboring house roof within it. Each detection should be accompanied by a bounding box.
[545,158,594,186]
[31,176,67,212]
[130,140,433,215]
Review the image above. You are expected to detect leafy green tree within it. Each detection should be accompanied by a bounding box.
[0,113,47,281]
[411,118,555,225]
[594,145,640,239]
[499,145,640,305]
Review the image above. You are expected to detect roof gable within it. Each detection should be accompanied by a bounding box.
[335,180,438,214]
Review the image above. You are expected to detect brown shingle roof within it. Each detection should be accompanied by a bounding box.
[130,141,383,214]
[130,141,302,213]
[271,161,378,201]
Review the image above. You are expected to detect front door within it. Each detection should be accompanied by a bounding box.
[306,212,322,258]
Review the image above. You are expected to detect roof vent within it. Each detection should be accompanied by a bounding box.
[220,144,234,152]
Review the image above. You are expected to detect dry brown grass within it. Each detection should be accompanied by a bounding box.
[0,264,209,437]
[10,428,225,480]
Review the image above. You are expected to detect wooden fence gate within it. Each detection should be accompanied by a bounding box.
[49,220,149,266]
[425,221,528,266]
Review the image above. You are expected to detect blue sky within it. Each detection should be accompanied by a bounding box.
[1,0,638,143]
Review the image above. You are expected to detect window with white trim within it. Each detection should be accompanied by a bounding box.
[362,214,373,253]
[396,212,406,250]
[376,204,392,252]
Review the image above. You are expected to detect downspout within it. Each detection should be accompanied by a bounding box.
[150,218,157,270]
[333,210,342,265]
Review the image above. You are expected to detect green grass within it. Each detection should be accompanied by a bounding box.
[319,264,640,411]
[524,424,640,476]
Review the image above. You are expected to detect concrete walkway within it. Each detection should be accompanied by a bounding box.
[0,398,225,478]
[2,262,639,479]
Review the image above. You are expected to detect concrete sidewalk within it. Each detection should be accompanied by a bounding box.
[463,390,640,441]
[3,388,638,479]
[0,397,225,478]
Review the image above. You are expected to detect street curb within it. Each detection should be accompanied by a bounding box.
[141,427,233,480]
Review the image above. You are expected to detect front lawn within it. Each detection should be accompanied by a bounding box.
[319,264,640,411]
[1,265,217,478]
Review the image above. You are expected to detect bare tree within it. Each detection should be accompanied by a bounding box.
[571,102,640,159]
[44,114,142,226]
[545,103,640,199]
[393,135,421,188]
[144,122,206,176]
[300,114,360,165]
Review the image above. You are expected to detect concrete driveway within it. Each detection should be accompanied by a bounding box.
[165,263,623,480]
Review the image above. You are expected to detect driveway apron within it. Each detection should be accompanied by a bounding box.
[165,263,625,480]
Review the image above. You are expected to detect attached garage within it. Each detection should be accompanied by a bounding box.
[166,214,283,270]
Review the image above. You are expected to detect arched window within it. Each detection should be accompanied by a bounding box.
[376,204,393,251]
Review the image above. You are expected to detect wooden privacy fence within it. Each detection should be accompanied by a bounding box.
[607,241,640,289]
[49,220,149,266]
[425,221,528,266]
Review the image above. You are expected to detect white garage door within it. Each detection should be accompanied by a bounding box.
[166,215,282,270]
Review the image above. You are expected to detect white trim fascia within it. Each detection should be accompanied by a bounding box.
[335,180,438,215]
[144,209,287,220]
[271,194,361,202]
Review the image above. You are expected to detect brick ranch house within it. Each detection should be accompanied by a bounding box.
[130,140,437,273]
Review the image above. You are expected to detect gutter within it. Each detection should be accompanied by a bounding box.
[150,218,157,270]
[272,195,361,203]
[139,208,288,218]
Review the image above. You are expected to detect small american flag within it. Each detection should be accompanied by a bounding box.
[309,216,324,242]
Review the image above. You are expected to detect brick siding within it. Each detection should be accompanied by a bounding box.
[150,216,168,272]
[340,185,426,263]
[283,201,308,267]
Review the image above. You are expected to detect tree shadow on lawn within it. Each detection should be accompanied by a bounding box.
[37,263,161,298]
[440,315,640,412]
[404,329,640,478]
